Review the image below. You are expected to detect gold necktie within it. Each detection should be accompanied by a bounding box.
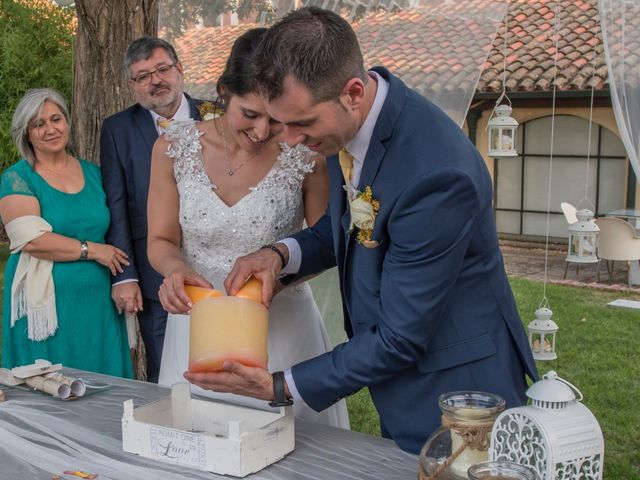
[157,117,174,130]
[339,148,354,184]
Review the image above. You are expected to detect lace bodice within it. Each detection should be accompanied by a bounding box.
[165,120,315,285]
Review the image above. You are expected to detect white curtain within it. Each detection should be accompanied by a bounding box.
[599,0,640,182]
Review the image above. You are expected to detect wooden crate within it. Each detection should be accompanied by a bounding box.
[122,383,294,477]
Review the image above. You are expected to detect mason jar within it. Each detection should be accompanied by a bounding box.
[467,460,538,479]
[418,391,505,480]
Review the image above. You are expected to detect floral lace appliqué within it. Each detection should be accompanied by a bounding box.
[165,121,316,287]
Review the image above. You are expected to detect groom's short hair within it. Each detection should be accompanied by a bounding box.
[253,6,367,103]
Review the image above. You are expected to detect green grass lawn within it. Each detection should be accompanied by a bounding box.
[1,249,638,478]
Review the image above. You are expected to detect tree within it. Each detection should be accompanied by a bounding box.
[0,0,74,170]
[72,0,159,163]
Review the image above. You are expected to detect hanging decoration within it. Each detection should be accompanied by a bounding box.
[532,2,562,361]
[527,307,558,361]
[566,209,599,265]
[565,21,600,267]
[487,7,518,157]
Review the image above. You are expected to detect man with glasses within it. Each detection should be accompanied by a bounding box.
[100,37,202,382]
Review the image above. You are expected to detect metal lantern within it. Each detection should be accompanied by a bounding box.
[566,209,599,264]
[528,307,558,361]
[488,103,518,157]
[490,371,604,480]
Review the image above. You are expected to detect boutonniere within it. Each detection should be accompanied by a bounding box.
[349,186,380,248]
[197,101,224,121]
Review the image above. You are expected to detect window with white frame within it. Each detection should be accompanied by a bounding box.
[494,114,628,238]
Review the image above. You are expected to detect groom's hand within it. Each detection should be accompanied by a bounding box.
[184,361,280,401]
[225,244,289,307]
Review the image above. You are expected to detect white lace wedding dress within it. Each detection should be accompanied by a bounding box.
[158,121,349,429]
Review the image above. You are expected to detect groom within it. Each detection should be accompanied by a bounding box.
[185,7,537,453]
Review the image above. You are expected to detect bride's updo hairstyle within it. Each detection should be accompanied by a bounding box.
[215,28,268,110]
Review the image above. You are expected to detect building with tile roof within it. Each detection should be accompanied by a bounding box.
[166,0,637,240]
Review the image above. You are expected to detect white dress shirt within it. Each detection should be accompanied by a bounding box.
[150,94,192,135]
[281,71,390,404]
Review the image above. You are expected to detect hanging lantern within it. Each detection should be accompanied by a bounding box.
[567,209,599,264]
[527,307,558,361]
[487,103,518,157]
[490,371,604,480]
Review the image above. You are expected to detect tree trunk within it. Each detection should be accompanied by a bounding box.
[72,0,159,163]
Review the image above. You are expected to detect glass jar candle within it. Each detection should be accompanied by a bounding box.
[467,460,537,480]
[419,391,505,480]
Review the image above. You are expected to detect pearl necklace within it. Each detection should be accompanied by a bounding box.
[219,118,258,176]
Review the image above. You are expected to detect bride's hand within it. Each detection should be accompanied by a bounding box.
[159,268,212,314]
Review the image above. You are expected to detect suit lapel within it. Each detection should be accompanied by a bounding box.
[357,140,386,193]
[357,67,406,192]
[133,106,158,153]
[187,94,202,120]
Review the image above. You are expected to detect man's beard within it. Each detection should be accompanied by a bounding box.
[140,84,181,112]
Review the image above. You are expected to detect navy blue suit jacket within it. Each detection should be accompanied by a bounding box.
[288,68,538,453]
[100,97,201,299]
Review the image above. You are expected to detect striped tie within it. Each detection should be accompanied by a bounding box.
[339,148,354,185]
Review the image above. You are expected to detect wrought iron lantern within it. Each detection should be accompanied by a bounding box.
[528,307,558,361]
[490,371,604,480]
[487,103,518,157]
[567,209,599,264]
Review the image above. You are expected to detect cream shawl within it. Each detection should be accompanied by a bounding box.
[6,215,58,341]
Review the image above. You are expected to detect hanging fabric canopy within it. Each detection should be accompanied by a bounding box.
[599,0,640,182]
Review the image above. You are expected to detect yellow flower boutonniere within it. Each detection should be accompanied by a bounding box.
[349,186,380,248]
[197,101,224,121]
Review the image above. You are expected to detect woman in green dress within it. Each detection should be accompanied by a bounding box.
[0,88,133,378]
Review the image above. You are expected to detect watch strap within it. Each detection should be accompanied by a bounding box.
[269,371,293,407]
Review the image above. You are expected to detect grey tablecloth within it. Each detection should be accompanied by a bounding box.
[0,369,417,479]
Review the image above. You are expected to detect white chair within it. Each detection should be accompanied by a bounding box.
[560,202,578,225]
[594,217,640,286]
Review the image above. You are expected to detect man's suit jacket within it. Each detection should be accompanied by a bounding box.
[100,97,201,299]
[288,67,538,454]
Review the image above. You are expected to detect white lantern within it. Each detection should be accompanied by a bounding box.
[488,103,518,157]
[527,307,558,361]
[566,209,599,264]
[489,371,604,480]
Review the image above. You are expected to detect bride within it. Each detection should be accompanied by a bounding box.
[147,28,349,428]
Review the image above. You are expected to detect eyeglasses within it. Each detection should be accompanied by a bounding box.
[130,63,177,86]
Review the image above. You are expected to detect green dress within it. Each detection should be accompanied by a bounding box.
[1,159,133,378]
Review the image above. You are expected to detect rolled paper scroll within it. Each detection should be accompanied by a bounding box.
[26,375,71,399]
[45,372,86,397]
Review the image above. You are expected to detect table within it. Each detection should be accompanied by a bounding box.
[0,369,417,480]
[605,208,640,221]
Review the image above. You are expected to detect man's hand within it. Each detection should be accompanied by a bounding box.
[184,361,282,401]
[112,282,143,314]
[224,244,288,308]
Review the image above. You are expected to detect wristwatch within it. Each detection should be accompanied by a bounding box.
[269,371,293,407]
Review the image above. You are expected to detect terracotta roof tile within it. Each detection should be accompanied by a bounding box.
[171,0,607,98]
